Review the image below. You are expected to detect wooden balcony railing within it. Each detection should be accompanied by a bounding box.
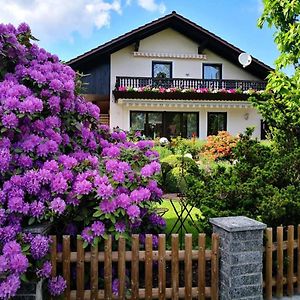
[115,76,267,91]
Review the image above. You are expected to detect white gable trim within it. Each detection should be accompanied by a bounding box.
[117,98,252,108]
[133,51,207,60]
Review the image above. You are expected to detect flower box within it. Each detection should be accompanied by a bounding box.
[113,90,253,102]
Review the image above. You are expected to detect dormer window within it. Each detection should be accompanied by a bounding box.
[203,64,222,79]
[152,61,172,78]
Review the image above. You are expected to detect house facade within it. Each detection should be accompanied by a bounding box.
[68,11,272,140]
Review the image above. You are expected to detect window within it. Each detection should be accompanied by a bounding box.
[152,61,172,78]
[130,111,198,139]
[207,112,227,136]
[130,112,162,139]
[203,64,222,80]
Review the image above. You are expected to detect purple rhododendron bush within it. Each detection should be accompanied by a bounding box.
[0,23,165,299]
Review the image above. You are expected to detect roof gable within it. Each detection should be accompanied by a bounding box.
[68,11,273,80]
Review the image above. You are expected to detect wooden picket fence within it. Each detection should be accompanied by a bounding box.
[50,233,219,300]
[264,225,300,299]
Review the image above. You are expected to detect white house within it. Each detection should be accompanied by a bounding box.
[68,11,272,139]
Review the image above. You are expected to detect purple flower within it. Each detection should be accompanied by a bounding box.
[50,197,66,215]
[17,22,30,34]
[105,160,119,172]
[115,221,126,233]
[19,96,43,113]
[0,148,11,173]
[48,276,66,296]
[44,116,61,128]
[30,201,45,217]
[0,274,21,299]
[8,197,27,214]
[48,95,60,113]
[58,155,77,169]
[130,188,151,203]
[81,227,93,243]
[24,170,41,194]
[150,161,161,173]
[112,278,119,296]
[118,161,131,172]
[50,173,68,194]
[2,113,18,128]
[43,160,59,172]
[103,146,120,158]
[113,172,125,183]
[30,235,50,259]
[99,199,116,214]
[36,261,52,278]
[0,256,8,274]
[9,253,29,274]
[149,213,166,228]
[49,79,63,91]
[115,193,131,209]
[97,183,114,199]
[91,221,105,236]
[140,164,153,177]
[127,205,140,219]
[73,179,93,195]
[17,154,33,168]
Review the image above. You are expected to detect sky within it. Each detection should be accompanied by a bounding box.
[0,0,278,67]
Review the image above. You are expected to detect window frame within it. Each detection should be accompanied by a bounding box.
[130,111,199,138]
[207,112,227,136]
[202,63,222,80]
[152,61,173,78]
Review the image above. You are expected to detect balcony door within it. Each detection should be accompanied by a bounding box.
[152,61,172,78]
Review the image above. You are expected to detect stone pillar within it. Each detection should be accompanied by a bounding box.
[210,216,266,300]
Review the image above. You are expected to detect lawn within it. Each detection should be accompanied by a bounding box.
[156,199,202,241]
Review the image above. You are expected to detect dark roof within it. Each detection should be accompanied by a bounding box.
[68,11,273,79]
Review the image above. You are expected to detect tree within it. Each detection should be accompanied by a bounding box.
[251,0,300,147]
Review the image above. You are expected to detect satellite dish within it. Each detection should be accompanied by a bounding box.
[238,53,252,68]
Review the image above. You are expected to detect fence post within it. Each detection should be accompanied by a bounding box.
[210,216,266,300]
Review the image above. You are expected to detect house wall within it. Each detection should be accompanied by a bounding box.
[120,105,261,139]
[110,28,262,138]
[78,58,110,96]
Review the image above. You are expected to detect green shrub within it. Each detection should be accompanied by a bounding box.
[160,155,199,193]
[169,137,205,159]
[154,145,173,160]
[186,128,300,232]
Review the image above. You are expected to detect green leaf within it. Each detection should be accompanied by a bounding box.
[20,274,30,283]
[28,217,35,225]
[22,244,30,252]
[83,241,89,249]
[93,210,102,218]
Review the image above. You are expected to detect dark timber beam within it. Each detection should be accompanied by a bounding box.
[198,40,208,54]
[134,40,140,52]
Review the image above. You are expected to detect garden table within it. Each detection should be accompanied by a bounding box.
[163,193,200,245]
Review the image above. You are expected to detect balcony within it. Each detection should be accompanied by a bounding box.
[113,76,267,102]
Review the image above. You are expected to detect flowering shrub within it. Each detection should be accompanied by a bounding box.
[0,23,164,298]
[116,85,266,95]
[202,131,239,161]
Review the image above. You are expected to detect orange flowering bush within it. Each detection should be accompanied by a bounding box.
[202,131,239,161]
